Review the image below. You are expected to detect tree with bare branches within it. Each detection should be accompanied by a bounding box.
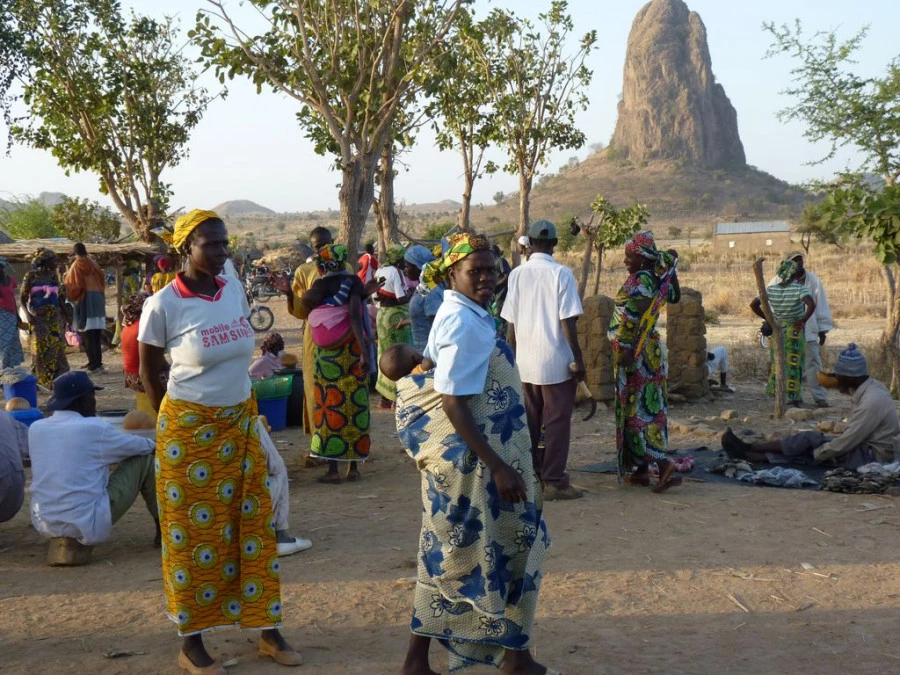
[193,0,467,261]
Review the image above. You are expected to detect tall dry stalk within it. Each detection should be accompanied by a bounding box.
[753,258,785,420]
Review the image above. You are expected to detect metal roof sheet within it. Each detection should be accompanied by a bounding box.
[714,221,790,235]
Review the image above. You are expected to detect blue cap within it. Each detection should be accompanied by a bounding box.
[46,371,103,411]
[527,219,557,240]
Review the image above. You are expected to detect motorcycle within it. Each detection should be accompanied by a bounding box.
[245,284,275,332]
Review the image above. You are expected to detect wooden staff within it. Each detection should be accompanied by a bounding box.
[753,258,785,420]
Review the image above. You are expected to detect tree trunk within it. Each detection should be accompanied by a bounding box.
[457,171,474,233]
[882,264,900,395]
[753,258,785,419]
[577,228,596,299]
[517,173,532,238]
[338,153,378,273]
[374,144,400,261]
[591,243,605,296]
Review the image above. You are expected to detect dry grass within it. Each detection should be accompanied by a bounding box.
[565,241,889,324]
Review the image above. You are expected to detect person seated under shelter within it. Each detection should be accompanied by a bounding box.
[0,411,29,525]
[29,371,160,547]
[722,344,899,470]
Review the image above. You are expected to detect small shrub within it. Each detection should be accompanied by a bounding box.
[704,309,721,325]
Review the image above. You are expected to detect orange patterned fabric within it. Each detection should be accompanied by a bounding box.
[155,395,282,636]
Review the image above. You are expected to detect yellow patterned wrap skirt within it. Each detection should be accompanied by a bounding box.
[155,395,282,636]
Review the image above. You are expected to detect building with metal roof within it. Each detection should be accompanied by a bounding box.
[713,221,791,253]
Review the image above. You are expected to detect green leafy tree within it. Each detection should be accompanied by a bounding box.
[0,197,55,239]
[49,196,121,242]
[429,9,498,232]
[796,200,850,254]
[193,0,467,264]
[576,196,648,298]
[477,1,596,246]
[492,191,506,206]
[765,20,900,389]
[5,0,216,241]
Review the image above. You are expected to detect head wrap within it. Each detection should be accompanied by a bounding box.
[787,250,805,262]
[157,255,173,271]
[314,243,348,272]
[403,245,435,271]
[121,292,149,326]
[384,246,406,266]
[833,343,868,377]
[624,231,674,272]
[775,259,798,283]
[31,247,56,270]
[422,233,492,289]
[172,209,220,252]
[260,332,284,355]
[517,235,530,248]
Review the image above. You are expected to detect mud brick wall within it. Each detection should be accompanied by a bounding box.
[665,287,709,400]
[577,295,616,401]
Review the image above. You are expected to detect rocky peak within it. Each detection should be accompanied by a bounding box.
[610,0,746,168]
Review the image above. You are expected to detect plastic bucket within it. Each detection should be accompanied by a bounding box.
[3,375,38,408]
[274,368,303,428]
[10,408,44,427]
[257,396,289,432]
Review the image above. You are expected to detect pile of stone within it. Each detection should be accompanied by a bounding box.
[666,287,709,400]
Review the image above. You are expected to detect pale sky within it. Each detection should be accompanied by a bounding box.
[0,0,897,213]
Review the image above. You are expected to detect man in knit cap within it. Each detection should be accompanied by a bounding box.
[721,344,899,469]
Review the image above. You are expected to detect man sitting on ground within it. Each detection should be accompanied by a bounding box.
[722,344,899,469]
[29,371,160,547]
[707,346,735,392]
[0,411,29,525]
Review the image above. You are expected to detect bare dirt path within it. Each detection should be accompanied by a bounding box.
[2,304,899,674]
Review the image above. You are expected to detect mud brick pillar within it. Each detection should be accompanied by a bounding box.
[576,295,615,402]
[665,287,709,400]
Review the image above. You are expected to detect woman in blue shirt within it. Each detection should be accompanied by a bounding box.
[394,234,552,675]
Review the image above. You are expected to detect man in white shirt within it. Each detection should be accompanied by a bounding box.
[0,411,28,524]
[501,220,586,500]
[790,251,833,407]
[29,371,159,547]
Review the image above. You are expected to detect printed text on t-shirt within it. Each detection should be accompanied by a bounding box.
[201,318,254,347]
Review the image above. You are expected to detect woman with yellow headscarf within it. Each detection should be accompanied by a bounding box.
[138,210,302,673]
[393,233,552,675]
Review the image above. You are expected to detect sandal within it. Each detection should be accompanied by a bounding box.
[625,471,650,487]
[652,462,683,493]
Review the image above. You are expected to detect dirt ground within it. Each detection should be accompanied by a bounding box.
[3,302,900,675]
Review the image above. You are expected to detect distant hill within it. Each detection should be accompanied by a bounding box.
[213,199,276,216]
[38,191,66,207]
[402,199,461,214]
[470,152,811,235]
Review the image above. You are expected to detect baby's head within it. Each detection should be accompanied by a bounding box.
[380,343,424,381]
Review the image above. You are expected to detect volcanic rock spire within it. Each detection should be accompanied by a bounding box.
[610,0,746,167]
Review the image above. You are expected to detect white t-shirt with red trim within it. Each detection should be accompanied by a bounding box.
[139,273,254,407]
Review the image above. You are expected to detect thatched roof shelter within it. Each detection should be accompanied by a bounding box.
[0,238,155,266]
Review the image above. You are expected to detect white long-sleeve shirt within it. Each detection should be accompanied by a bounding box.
[29,411,154,545]
[814,378,900,464]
